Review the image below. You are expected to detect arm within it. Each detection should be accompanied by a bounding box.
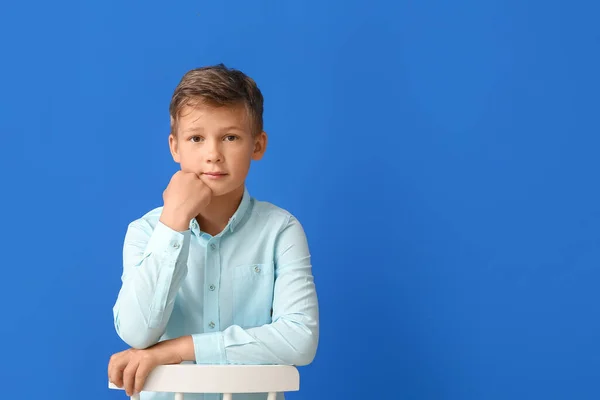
[108,215,317,396]
[191,215,319,366]
[112,218,190,349]
[112,171,212,348]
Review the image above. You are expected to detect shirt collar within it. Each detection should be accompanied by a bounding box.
[188,186,251,235]
[226,186,251,233]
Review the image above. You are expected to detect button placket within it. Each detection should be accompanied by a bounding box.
[204,239,220,333]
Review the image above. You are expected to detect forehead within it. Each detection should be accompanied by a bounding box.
[176,104,250,133]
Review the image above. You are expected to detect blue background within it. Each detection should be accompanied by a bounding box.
[1,0,598,399]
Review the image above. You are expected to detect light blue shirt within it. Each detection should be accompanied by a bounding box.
[112,187,319,400]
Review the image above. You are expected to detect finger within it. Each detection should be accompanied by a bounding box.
[108,353,128,388]
[123,359,140,397]
[108,351,125,377]
[134,359,154,394]
[190,171,203,180]
[107,354,116,382]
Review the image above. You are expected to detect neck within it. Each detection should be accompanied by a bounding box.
[195,184,245,236]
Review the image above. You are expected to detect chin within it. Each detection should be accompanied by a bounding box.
[205,181,243,198]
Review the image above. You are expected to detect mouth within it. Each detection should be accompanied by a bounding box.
[202,172,228,179]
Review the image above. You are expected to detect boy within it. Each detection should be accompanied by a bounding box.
[107,64,319,400]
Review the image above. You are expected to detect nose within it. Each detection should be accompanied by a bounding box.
[205,139,223,163]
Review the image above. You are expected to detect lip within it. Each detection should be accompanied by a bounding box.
[202,172,228,179]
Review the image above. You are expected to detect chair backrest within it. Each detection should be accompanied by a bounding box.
[108,364,300,400]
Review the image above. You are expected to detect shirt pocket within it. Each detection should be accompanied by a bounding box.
[232,263,275,329]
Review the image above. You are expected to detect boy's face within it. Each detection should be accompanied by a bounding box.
[169,104,267,197]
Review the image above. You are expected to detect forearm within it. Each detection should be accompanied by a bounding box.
[113,273,185,349]
[192,313,318,366]
[113,220,191,348]
[150,335,196,363]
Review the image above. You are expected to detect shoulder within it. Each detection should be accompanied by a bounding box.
[250,197,301,226]
[125,206,164,235]
[248,197,306,238]
[248,198,311,260]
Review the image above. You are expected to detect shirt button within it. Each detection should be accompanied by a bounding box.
[254,266,261,273]
[172,243,180,249]
[208,321,215,329]
[209,284,215,291]
[210,243,216,250]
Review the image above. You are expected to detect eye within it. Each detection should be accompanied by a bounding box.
[224,135,238,142]
[189,136,203,143]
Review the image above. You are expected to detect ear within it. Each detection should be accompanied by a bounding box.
[251,131,268,161]
[169,133,181,163]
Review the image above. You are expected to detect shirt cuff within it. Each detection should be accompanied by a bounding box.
[192,332,226,364]
[145,220,189,258]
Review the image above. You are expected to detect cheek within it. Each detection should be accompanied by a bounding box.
[228,145,252,160]
[178,151,200,171]
[234,149,254,165]
[179,146,197,160]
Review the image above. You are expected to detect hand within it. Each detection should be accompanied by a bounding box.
[107,339,187,397]
[160,171,212,231]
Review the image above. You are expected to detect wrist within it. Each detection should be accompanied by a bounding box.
[160,207,191,231]
[174,335,195,362]
[151,336,194,365]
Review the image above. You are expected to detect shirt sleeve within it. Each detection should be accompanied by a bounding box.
[112,218,190,349]
[191,215,320,366]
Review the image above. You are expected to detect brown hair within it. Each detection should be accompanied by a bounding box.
[169,63,264,137]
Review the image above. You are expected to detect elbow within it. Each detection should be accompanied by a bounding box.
[292,335,318,366]
[114,312,162,349]
[279,316,319,366]
[291,353,315,367]
[120,332,160,350]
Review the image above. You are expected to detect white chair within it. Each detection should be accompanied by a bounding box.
[108,364,300,400]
